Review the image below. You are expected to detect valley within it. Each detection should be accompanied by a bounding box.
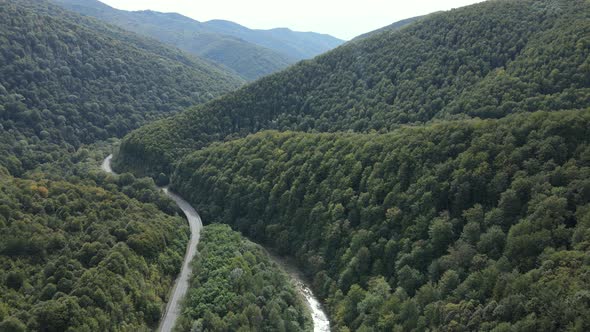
[0,0,588,331]
[102,154,329,331]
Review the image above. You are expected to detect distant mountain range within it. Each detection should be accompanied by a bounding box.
[53,0,345,80]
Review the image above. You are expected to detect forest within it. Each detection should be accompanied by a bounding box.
[175,224,311,332]
[170,110,590,330]
[0,150,190,331]
[115,0,589,177]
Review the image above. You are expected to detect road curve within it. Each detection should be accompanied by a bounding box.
[101,154,330,332]
[102,155,203,332]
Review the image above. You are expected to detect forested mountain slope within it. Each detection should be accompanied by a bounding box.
[0,149,191,331]
[116,0,590,177]
[0,0,242,176]
[0,2,241,329]
[171,110,590,330]
[53,0,344,80]
[112,0,590,330]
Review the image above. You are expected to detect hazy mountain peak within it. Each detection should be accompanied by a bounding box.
[53,0,344,80]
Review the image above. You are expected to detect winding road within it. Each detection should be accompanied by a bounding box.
[101,155,203,332]
[101,154,330,332]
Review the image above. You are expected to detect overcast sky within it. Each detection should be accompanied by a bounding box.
[100,0,485,40]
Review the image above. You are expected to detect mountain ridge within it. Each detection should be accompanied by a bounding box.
[0,0,243,175]
[53,0,345,80]
[115,0,589,177]
[352,15,425,41]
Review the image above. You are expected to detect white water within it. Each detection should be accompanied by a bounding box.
[268,252,331,332]
[101,154,330,332]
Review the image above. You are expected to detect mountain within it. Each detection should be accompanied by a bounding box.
[115,0,589,177]
[52,0,345,80]
[204,19,344,59]
[0,0,243,176]
[172,110,590,331]
[113,0,590,330]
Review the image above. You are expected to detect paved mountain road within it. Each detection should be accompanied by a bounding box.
[102,155,202,332]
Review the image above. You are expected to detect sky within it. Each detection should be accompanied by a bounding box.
[100,0,485,40]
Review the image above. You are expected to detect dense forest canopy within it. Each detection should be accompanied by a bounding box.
[0,0,243,176]
[175,224,311,331]
[0,148,190,331]
[170,110,590,330]
[116,0,590,177]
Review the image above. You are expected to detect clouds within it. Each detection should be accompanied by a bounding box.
[100,0,485,40]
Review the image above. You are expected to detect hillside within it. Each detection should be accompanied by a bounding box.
[115,0,590,177]
[0,147,192,331]
[171,110,590,330]
[0,0,243,176]
[52,0,344,80]
[112,0,590,329]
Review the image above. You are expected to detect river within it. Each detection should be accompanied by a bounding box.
[101,154,330,332]
[267,251,331,332]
